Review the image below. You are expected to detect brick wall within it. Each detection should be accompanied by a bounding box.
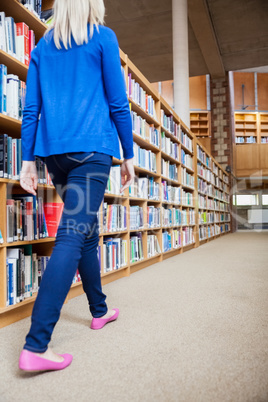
[210,74,232,171]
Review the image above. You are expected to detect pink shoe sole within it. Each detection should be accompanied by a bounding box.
[90,308,119,330]
[19,349,73,372]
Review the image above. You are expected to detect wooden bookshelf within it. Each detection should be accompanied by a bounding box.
[0,0,231,328]
[234,112,258,144]
[260,113,268,144]
[190,111,211,137]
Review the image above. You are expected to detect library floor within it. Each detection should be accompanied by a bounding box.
[0,232,268,402]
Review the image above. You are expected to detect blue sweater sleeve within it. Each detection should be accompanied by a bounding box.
[101,29,134,159]
[21,46,41,161]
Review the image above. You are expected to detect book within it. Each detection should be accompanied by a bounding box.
[0,228,3,243]
[103,237,127,273]
[16,22,29,66]
[148,234,161,256]
[130,232,143,263]
[43,202,64,237]
[0,64,7,114]
[0,12,7,52]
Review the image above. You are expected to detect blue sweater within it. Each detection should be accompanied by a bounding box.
[21,25,134,161]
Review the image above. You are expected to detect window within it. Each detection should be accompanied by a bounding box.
[262,195,268,206]
[235,194,259,206]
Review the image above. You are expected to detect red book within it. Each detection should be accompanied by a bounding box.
[44,203,64,238]
[29,29,35,61]
[16,22,29,66]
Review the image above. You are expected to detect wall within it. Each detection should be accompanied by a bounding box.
[233,72,255,110]
[189,75,207,110]
[258,74,268,111]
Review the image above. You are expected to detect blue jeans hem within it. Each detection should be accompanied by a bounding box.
[23,344,48,353]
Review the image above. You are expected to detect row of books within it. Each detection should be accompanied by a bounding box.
[235,136,256,143]
[131,111,159,148]
[199,223,230,239]
[133,143,157,173]
[181,167,194,188]
[0,13,35,65]
[6,245,48,306]
[0,64,26,119]
[105,165,121,195]
[199,226,207,240]
[199,211,230,224]
[103,237,127,273]
[0,134,22,179]
[182,226,195,246]
[162,229,181,252]
[129,205,144,230]
[181,190,193,207]
[260,137,268,143]
[100,203,127,233]
[128,73,157,119]
[161,132,179,160]
[129,176,160,200]
[181,209,195,226]
[147,234,161,258]
[162,207,181,227]
[197,145,212,168]
[181,131,193,153]
[181,150,193,170]
[198,178,207,194]
[6,198,63,243]
[147,206,161,228]
[130,232,144,263]
[0,134,53,184]
[161,159,178,181]
[18,1,43,19]
[160,110,177,135]
[162,181,181,204]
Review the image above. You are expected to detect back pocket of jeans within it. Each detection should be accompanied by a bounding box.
[66,152,94,164]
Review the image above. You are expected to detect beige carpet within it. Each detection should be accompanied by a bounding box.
[0,232,268,402]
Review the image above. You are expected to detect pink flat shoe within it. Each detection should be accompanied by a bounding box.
[19,349,73,372]
[90,308,119,330]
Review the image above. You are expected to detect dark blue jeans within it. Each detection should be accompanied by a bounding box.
[24,152,113,353]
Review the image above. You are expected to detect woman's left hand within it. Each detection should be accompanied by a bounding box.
[20,161,38,195]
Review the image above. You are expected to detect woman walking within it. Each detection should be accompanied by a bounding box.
[19,0,134,372]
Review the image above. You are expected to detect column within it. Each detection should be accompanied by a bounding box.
[210,74,232,171]
[172,0,190,128]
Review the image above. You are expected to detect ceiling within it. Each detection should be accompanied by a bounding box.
[104,0,268,82]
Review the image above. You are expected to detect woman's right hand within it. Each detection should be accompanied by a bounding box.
[120,158,135,193]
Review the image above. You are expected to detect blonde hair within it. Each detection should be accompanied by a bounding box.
[46,0,105,50]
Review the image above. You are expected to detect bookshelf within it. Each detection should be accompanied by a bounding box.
[260,113,268,144]
[190,111,211,137]
[234,112,258,144]
[0,0,230,328]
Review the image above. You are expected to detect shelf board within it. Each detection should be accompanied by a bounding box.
[161,175,180,186]
[134,165,159,178]
[129,99,159,127]
[161,150,180,165]
[0,50,28,82]
[133,133,160,153]
[101,230,128,237]
[181,143,194,155]
[101,265,128,277]
[181,164,195,174]
[0,178,54,189]
[181,184,195,191]
[161,127,181,145]
[162,247,181,255]
[0,114,21,135]
[2,237,55,247]
[104,193,128,199]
